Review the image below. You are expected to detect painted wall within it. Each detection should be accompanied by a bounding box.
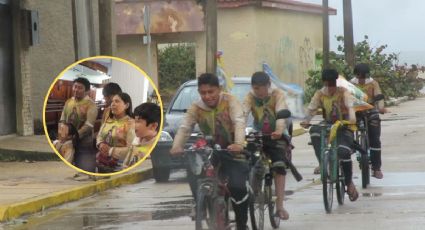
[26,0,78,129]
[255,7,322,86]
[216,6,322,86]
[216,7,258,78]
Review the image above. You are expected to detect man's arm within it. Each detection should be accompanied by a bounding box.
[59,100,68,122]
[373,81,385,111]
[343,90,357,124]
[229,96,246,147]
[242,94,252,123]
[274,90,288,134]
[78,103,98,139]
[170,104,197,153]
[303,91,321,123]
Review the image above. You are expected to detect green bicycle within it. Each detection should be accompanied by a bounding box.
[309,122,346,213]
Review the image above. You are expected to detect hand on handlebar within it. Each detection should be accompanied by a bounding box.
[379,108,389,114]
[227,144,244,153]
[300,121,311,129]
[170,146,184,156]
[271,131,282,140]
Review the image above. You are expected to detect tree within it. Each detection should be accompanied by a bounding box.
[158,43,196,105]
[304,35,424,102]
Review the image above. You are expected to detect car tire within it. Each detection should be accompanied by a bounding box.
[153,166,171,182]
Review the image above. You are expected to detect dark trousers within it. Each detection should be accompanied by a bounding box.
[310,124,354,185]
[74,144,96,173]
[187,152,250,230]
[368,113,382,170]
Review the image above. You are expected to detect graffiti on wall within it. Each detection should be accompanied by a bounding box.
[116,0,204,35]
[256,36,317,86]
[256,36,297,83]
[298,37,315,79]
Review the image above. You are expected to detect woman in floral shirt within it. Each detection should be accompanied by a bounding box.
[96,92,135,173]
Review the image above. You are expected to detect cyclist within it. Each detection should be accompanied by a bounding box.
[242,71,290,220]
[300,69,359,201]
[170,73,249,230]
[351,63,387,179]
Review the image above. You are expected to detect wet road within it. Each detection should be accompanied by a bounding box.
[2,97,425,230]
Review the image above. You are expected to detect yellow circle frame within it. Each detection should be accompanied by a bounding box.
[42,55,164,177]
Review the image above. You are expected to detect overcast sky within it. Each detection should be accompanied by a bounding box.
[302,0,425,65]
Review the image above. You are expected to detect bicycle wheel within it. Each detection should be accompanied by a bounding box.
[212,196,228,230]
[249,171,265,230]
[249,188,263,230]
[321,150,333,213]
[196,186,213,230]
[359,131,370,188]
[265,174,280,229]
[336,161,345,205]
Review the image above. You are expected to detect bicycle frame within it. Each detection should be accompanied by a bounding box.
[312,122,346,213]
[319,124,339,183]
[246,132,281,229]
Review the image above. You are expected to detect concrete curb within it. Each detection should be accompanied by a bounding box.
[0,167,153,222]
[0,148,57,162]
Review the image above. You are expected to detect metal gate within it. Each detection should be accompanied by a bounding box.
[0,2,16,135]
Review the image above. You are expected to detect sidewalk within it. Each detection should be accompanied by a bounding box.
[0,135,56,161]
[0,158,152,222]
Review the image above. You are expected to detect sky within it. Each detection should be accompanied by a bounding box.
[302,0,425,65]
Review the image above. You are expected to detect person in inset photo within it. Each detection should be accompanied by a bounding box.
[60,77,98,176]
[53,121,79,164]
[101,82,122,124]
[96,92,135,173]
[123,102,161,168]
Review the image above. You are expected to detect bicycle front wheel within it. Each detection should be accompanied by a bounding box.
[359,128,370,188]
[249,177,265,230]
[322,150,334,213]
[195,186,213,230]
[336,161,345,205]
[265,174,280,229]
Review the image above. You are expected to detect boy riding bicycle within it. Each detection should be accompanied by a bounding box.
[242,71,291,220]
[351,63,387,179]
[170,73,249,230]
[301,69,359,201]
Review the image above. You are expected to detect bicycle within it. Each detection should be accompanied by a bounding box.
[354,94,385,189]
[186,136,255,230]
[307,121,347,213]
[247,110,302,229]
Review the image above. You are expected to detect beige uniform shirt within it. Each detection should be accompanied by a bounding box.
[172,93,246,150]
[350,78,385,110]
[305,87,356,124]
[242,88,288,134]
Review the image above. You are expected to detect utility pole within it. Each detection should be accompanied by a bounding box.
[343,0,355,68]
[98,0,116,56]
[205,0,217,74]
[322,0,330,69]
[72,0,96,60]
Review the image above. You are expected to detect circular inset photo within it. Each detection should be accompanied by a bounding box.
[43,56,163,177]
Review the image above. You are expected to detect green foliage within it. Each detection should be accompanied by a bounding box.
[158,43,196,105]
[304,35,424,102]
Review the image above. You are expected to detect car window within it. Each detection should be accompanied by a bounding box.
[170,86,199,112]
[169,83,251,112]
